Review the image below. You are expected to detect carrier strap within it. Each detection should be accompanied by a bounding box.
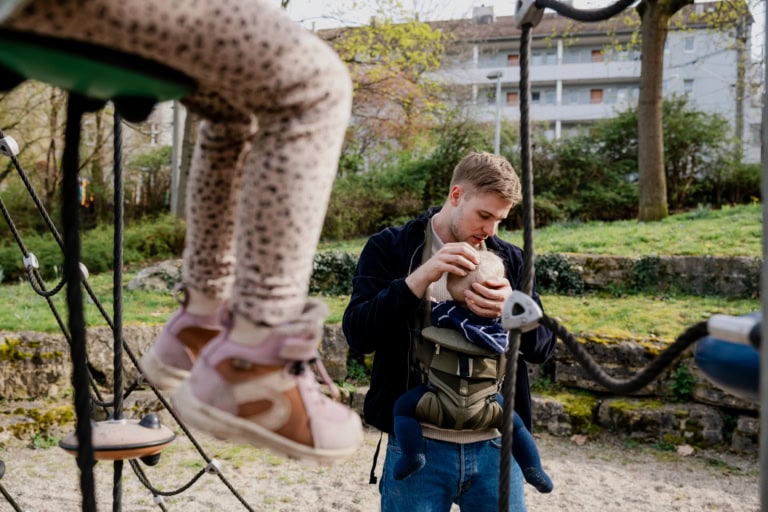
[368,431,384,485]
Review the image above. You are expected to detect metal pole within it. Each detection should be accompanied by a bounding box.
[494,76,502,154]
[487,70,503,154]
[170,100,181,217]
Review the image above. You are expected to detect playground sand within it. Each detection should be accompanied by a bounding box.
[0,426,759,511]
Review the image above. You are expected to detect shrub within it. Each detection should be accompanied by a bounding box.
[630,256,664,294]
[323,166,423,240]
[534,253,584,295]
[670,364,697,402]
[0,215,185,283]
[309,251,357,296]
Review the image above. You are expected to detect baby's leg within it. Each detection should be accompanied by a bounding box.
[393,386,429,480]
[512,412,553,493]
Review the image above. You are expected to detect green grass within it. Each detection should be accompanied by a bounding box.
[542,292,759,341]
[0,272,178,333]
[4,278,757,340]
[321,203,763,258]
[0,203,762,336]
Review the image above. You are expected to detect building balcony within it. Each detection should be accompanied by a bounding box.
[442,60,642,86]
[476,101,631,124]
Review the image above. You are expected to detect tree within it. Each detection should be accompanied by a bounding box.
[322,2,449,169]
[128,145,173,217]
[634,0,753,221]
[635,0,691,221]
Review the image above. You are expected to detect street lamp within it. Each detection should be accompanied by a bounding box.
[487,70,503,155]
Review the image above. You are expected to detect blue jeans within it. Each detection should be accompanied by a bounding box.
[380,435,527,512]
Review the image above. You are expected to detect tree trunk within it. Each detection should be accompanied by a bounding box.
[177,110,200,220]
[637,0,671,221]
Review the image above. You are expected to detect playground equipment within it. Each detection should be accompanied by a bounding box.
[0,8,256,510]
[0,0,764,510]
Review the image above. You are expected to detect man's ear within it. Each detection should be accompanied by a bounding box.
[448,184,463,207]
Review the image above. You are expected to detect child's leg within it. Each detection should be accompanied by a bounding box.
[3,0,362,462]
[392,386,429,480]
[512,412,553,493]
[141,120,251,390]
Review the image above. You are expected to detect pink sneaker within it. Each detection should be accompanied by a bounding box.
[140,287,222,392]
[170,299,363,464]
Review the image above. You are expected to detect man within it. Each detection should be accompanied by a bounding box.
[343,152,556,511]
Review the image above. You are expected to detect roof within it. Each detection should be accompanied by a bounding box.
[318,1,751,45]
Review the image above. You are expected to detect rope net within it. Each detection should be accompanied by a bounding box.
[0,110,256,511]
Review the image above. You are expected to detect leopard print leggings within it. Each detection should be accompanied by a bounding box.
[2,0,352,325]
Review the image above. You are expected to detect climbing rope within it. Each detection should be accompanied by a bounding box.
[0,112,256,510]
[112,110,126,510]
[496,0,716,509]
[61,93,97,512]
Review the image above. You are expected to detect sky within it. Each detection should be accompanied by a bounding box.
[278,0,518,29]
[274,0,764,60]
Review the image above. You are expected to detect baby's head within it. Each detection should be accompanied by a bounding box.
[446,251,505,303]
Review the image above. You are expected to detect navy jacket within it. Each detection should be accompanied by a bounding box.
[342,207,556,434]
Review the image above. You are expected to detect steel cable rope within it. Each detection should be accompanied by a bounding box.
[62,92,97,512]
[535,0,638,22]
[0,116,256,509]
[497,0,711,509]
[61,107,256,510]
[113,109,125,511]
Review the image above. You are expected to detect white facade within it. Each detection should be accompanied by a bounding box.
[437,2,760,162]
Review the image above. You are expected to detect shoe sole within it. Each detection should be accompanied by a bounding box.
[140,346,190,392]
[171,380,360,465]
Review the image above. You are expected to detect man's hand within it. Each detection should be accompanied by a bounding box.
[465,276,513,319]
[405,242,479,299]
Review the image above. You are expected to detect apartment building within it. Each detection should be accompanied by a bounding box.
[433,2,760,162]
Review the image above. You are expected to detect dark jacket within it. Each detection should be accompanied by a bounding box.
[342,207,556,434]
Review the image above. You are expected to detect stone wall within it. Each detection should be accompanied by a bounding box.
[0,316,759,454]
[564,254,761,297]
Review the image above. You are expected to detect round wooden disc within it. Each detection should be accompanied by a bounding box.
[59,417,176,461]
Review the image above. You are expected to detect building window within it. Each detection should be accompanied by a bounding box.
[591,49,604,62]
[750,123,761,146]
[532,49,557,66]
[507,92,519,105]
[507,54,519,67]
[684,36,695,52]
[683,79,694,94]
[590,89,603,104]
[531,91,541,104]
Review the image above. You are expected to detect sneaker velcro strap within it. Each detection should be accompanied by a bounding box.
[278,336,320,361]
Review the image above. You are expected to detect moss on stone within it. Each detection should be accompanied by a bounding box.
[547,390,599,434]
[0,337,64,361]
[608,398,664,412]
[7,404,75,439]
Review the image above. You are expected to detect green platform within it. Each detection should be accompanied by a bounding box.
[0,28,194,102]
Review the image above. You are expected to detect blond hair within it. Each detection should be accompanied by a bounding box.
[450,152,522,205]
[446,251,505,303]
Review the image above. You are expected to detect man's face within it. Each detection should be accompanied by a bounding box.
[447,186,513,247]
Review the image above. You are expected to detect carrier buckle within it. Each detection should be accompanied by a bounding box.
[501,290,542,333]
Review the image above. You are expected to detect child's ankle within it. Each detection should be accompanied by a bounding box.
[228,313,266,345]
[185,287,223,316]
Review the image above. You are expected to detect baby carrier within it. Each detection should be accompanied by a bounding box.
[411,228,507,431]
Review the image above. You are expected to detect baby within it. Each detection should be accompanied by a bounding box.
[392,251,553,493]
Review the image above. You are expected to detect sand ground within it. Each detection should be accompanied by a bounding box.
[0,426,759,511]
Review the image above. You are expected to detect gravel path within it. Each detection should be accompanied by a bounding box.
[0,427,759,511]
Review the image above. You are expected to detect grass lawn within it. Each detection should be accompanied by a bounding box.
[0,273,759,343]
[0,203,762,338]
[320,203,763,258]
